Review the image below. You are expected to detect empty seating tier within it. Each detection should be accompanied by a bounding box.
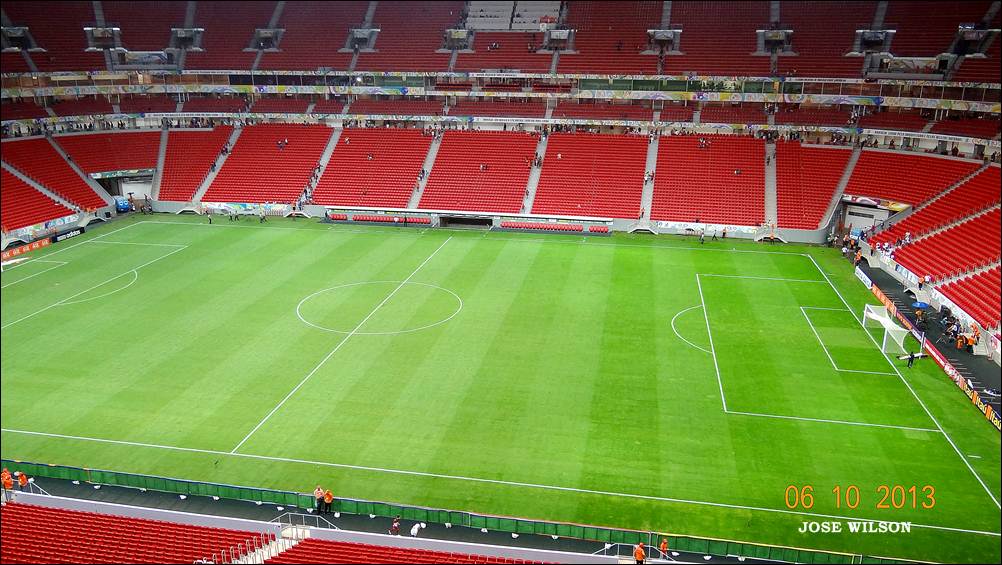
[558,1,661,75]
[355,1,461,72]
[1,99,49,121]
[449,100,547,118]
[0,502,267,564]
[348,98,446,116]
[419,130,537,213]
[103,1,187,52]
[313,128,432,208]
[501,221,584,232]
[870,167,1000,246]
[257,0,367,71]
[532,133,648,218]
[264,537,540,564]
[1,138,108,210]
[775,142,852,229]
[454,32,554,73]
[893,208,1001,281]
[858,110,931,133]
[250,97,312,114]
[55,132,161,173]
[664,1,771,76]
[202,124,333,203]
[1,169,75,232]
[182,96,250,113]
[930,117,1002,139]
[185,0,275,70]
[118,95,178,114]
[51,98,114,117]
[651,134,766,226]
[938,266,1001,330]
[553,102,653,121]
[312,99,347,115]
[699,105,767,125]
[2,1,105,71]
[883,1,989,58]
[843,151,982,206]
[159,126,235,202]
[776,1,871,78]
[773,107,853,127]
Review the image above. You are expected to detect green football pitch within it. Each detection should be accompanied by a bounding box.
[2,215,999,562]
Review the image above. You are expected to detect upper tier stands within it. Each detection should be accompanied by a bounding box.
[553,102,653,121]
[449,100,547,118]
[532,133,648,218]
[0,99,49,121]
[182,96,250,113]
[930,116,1002,139]
[257,0,367,71]
[3,1,105,71]
[773,107,853,127]
[1,169,75,232]
[659,105,696,122]
[892,208,1000,280]
[419,130,536,213]
[103,0,186,51]
[938,266,1001,330]
[159,126,234,202]
[664,1,771,76]
[858,110,931,133]
[313,99,347,115]
[250,97,312,114]
[55,131,161,173]
[454,32,554,73]
[699,105,767,125]
[870,166,999,246]
[51,97,114,117]
[264,538,539,564]
[202,124,333,203]
[185,0,275,70]
[883,1,991,57]
[843,151,982,205]
[118,95,178,114]
[0,503,267,564]
[355,1,461,72]
[313,128,432,208]
[651,134,766,225]
[775,142,852,229]
[558,1,661,75]
[776,1,871,78]
[348,98,446,116]
[1,52,31,73]
[1,138,108,210]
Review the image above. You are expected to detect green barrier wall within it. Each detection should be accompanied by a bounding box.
[3,459,912,564]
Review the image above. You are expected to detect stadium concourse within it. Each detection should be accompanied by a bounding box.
[1,0,1001,564]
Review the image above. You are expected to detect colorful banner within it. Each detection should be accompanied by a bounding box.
[1,238,51,261]
[4,213,80,243]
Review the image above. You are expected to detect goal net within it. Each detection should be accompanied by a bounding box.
[862,304,910,354]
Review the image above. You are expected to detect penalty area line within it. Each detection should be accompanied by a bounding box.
[2,427,998,538]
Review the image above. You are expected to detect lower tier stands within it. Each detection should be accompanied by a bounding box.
[251,97,312,114]
[651,134,766,226]
[313,128,432,208]
[159,127,235,202]
[1,138,108,210]
[553,102,653,121]
[775,143,851,229]
[449,100,547,118]
[182,96,250,113]
[930,117,1002,139]
[1,169,75,232]
[348,98,446,116]
[699,105,767,125]
[55,131,161,173]
[938,266,1001,330]
[892,208,1001,281]
[264,538,539,564]
[843,151,981,205]
[0,503,267,564]
[532,133,648,218]
[419,130,536,213]
[870,166,999,246]
[202,124,333,203]
[51,97,114,117]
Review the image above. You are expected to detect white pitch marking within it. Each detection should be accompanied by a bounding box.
[59,270,139,306]
[1,261,67,289]
[669,304,711,354]
[230,236,454,454]
[296,281,463,336]
[804,253,1002,510]
[2,427,997,538]
[0,246,186,330]
[697,273,826,284]
[724,410,941,433]
[695,274,727,411]
[799,307,897,376]
[88,240,187,248]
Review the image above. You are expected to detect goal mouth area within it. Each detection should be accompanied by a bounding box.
[862,304,911,354]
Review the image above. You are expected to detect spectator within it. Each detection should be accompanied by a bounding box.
[1,468,12,501]
[314,485,324,513]
[634,542,646,564]
[16,471,28,492]
[389,516,401,535]
[323,489,334,514]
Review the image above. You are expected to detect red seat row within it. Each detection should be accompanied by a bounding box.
[264,537,541,564]
[893,208,1001,281]
[843,150,982,206]
[159,126,235,202]
[938,266,1001,330]
[775,142,852,229]
[55,132,161,174]
[1,169,75,232]
[352,214,431,224]
[449,100,547,119]
[1,138,108,210]
[501,221,584,232]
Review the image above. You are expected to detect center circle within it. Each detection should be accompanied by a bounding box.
[296,281,463,335]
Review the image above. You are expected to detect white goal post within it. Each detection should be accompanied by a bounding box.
[862,304,911,354]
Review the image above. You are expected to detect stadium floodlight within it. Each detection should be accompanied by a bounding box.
[862,304,910,354]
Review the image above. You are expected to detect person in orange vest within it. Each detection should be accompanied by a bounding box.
[16,471,28,491]
[1,468,13,502]
[634,542,646,564]
[323,489,334,515]
[313,485,324,514]
[659,538,669,557]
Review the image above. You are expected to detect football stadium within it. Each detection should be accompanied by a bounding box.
[0,1,1000,564]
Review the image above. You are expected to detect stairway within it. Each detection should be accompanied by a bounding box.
[640,134,659,221]
[406,133,443,208]
[305,128,343,201]
[909,203,1000,244]
[191,126,243,203]
[763,142,777,226]
[521,133,549,213]
[150,127,170,200]
[818,145,862,228]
